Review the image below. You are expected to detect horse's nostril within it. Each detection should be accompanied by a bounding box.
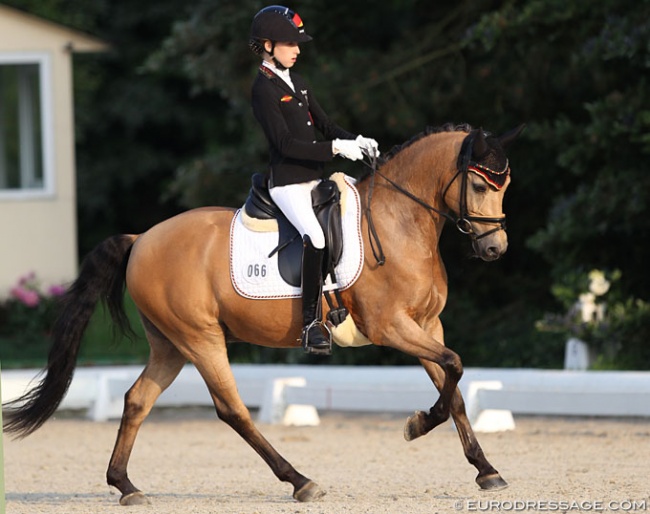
[486,246,500,260]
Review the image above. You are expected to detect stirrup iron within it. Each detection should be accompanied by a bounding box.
[301,319,332,356]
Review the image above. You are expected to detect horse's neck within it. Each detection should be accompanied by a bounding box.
[362,132,460,226]
[356,133,462,255]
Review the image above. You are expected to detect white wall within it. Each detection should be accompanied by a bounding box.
[0,6,107,295]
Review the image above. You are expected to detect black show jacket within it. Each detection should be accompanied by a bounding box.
[251,65,356,187]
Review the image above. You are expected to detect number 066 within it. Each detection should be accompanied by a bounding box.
[247,264,267,278]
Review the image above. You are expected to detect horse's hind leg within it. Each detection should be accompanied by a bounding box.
[106,318,187,505]
[408,360,508,491]
[188,335,324,502]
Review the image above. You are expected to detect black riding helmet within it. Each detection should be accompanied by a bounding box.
[249,5,312,61]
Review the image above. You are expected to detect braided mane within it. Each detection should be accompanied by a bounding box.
[379,123,473,165]
[357,123,473,182]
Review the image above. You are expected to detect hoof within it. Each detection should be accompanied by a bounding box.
[476,473,509,491]
[119,491,150,506]
[293,481,326,502]
[404,411,428,441]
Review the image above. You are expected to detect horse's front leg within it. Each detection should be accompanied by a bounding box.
[401,355,459,441]
[374,316,463,436]
[409,359,508,491]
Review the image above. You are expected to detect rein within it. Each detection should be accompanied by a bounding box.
[363,131,507,265]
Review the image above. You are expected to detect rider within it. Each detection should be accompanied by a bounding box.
[249,5,379,354]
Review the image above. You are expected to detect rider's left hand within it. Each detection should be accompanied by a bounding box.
[356,135,380,157]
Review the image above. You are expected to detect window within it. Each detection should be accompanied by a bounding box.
[0,54,53,198]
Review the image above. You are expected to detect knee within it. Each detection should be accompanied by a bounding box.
[442,349,463,381]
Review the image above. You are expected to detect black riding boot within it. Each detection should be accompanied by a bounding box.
[301,236,332,355]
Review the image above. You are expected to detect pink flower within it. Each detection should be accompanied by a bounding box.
[47,284,67,297]
[10,286,41,307]
[18,271,37,287]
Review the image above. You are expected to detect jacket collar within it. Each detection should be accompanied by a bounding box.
[258,64,297,97]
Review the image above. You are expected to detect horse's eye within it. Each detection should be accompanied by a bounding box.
[473,183,488,194]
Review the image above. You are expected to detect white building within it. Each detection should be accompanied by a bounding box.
[0,4,107,295]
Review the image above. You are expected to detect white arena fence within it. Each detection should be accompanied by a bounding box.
[2,365,650,432]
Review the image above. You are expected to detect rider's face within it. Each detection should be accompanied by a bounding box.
[265,41,300,68]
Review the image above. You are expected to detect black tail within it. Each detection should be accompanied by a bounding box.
[2,234,136,438]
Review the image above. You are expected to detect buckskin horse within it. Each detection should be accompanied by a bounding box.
[3,122,524,505]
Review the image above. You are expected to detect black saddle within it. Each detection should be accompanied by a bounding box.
[243,173,344,288]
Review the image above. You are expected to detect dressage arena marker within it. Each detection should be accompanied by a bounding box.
[464,381,515,433]
[258,377,320,426]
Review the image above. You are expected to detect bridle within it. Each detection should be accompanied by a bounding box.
[364,131,509,266]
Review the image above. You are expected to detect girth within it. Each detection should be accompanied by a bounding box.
[243,173,344,287]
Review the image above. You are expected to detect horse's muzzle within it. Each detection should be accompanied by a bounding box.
[473,232,508,262]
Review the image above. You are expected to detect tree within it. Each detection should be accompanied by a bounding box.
[8,0,648,367]
[466,0,650,367]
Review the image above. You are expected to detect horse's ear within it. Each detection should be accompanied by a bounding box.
[498,124,526,149]
[473,128,490,159]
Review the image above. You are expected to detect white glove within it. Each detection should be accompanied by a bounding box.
[356,135,380,157]
[332,138,364,161]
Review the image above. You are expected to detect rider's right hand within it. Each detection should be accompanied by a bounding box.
[332,139,364,161]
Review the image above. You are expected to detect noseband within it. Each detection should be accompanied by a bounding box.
[364,131,508,265]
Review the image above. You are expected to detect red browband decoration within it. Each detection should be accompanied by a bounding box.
[468,160,510,190]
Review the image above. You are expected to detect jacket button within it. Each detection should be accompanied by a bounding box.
[298,102,303,107]
[307,121,312,126]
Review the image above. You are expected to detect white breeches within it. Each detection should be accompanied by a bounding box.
[269,180,325,249]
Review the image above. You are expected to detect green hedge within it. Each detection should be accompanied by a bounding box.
[1,291,561,369]
[0,294,149,369]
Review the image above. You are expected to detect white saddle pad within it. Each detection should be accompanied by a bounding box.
[230,174,364,299]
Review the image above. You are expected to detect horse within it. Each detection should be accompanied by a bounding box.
[3,122,525,506]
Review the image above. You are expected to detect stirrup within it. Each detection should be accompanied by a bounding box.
[301,320,332,356]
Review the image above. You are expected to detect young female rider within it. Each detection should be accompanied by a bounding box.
[249,5,379,354]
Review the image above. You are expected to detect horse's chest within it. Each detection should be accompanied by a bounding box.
[424,287,447,318]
